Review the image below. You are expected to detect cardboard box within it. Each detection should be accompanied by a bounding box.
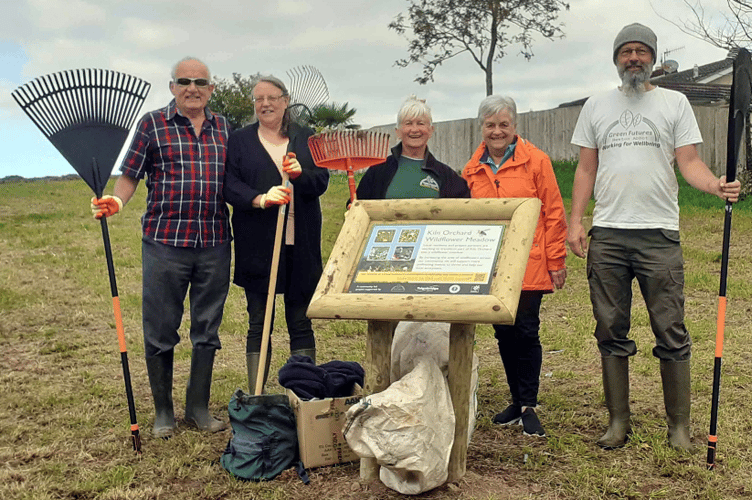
[287,385,362,468]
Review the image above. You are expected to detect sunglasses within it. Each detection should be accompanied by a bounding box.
[173,77,211,87]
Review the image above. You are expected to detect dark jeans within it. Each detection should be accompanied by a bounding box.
[244,290,315,353]
[141,237,230,357]
[493,290,544,408]
[587,226,691,361]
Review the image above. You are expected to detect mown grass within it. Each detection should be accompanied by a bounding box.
[1,165,752,499]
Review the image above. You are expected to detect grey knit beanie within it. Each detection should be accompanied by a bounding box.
[613,23,657,64]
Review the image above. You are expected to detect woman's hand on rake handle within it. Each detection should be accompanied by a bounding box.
[282,152,302,180]
[259,185,291,209]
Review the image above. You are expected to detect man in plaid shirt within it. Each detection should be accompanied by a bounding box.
[92,57,231,438]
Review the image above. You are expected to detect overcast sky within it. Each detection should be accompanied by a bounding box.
[0,0,733,179]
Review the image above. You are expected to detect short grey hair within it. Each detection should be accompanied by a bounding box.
[171,56,211,81]
[396,95,432,126]
[478,95,517,126]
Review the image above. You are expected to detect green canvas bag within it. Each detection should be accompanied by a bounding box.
[220,390,309,483]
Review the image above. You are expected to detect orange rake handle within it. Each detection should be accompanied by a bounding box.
[100,216,141,454]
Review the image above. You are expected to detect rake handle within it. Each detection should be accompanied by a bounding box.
[93,158,141,454]
[346,158,357,203]
[256,172,290,396]
[100,215,141,454]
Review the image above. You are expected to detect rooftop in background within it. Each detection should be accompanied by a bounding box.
[559,48,742,108]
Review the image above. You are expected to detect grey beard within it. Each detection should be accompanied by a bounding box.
[619,66,651,97]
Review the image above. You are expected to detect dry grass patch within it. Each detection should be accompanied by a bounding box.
[2,174,752,499]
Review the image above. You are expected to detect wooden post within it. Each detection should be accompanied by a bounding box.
[447,322,475,483]
[360,319,396,481]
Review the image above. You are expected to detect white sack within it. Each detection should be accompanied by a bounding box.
[390,321,479,445]
[343,357,454,495]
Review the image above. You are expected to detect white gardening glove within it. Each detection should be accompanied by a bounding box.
[282,152,302,180]
[259,185,291,209]
[90,195,123,219]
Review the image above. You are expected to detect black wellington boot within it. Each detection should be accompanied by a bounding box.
[184,348,227,432]
[145,351,176,439]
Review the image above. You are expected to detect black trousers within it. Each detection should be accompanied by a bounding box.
[493,290,544,407]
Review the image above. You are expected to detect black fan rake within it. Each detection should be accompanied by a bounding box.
[12,69,151,454]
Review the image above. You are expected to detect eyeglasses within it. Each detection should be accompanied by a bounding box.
[173,77,211,87]
[252,94,287,104]
[618,47,650,58]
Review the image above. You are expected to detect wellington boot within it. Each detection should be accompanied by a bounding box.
[145,351,176,439]
[290,348,317,365]
[660,359,693,451]
[597,356,631,449]
[184,348,228,433]
[246,350,271,395]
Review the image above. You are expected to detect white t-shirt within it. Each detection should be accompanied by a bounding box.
[571,87,702,230]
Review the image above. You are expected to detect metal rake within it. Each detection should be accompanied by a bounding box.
[287,65,329,127]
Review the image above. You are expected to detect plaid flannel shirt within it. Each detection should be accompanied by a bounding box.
[120,99,231,248]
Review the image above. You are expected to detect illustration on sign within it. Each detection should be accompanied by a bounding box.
[349,224,505,294]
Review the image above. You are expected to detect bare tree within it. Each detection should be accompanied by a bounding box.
[388,0,569,95]
[654,0,752,49]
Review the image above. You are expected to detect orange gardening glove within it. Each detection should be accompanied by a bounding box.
[90,195,123,219]
[282,152,302,180]
[259,185,291,209]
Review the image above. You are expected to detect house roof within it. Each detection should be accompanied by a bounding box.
[652,81,730,104]
[650,50,735,84]
[558,49,737,108]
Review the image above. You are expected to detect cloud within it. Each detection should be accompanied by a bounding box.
[27,0,107,31]
[119,18,191,50]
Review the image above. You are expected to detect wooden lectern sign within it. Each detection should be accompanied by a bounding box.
[308,197,541,323]
[306,197,540,486]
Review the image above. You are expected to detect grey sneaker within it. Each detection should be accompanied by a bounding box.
[521,407,546,437]
[493,404,522,425]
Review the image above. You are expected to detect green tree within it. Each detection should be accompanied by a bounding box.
[308,102,360,132]
[208,73,259,130]
[389,0,569,95]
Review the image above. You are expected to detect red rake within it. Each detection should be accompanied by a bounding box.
[308,130,390,202]
[12,69,150,454]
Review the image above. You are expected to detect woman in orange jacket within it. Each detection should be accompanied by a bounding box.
[463,95,567,438]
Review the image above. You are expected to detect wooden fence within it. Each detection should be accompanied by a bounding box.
[368,104,735,176]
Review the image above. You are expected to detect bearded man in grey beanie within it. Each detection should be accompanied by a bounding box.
[567,23,740,451]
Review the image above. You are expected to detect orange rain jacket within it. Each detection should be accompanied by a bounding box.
[462,138,567,292]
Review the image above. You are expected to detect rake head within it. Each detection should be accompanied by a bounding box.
[727,48,752,184]
[308,130,390,172]
[12,69,151,196]
[287,65,329,113]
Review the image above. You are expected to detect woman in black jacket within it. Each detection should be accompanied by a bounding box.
[355,96,469,201]
[224,75,329,392]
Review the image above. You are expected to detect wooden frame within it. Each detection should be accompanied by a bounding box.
[307,197,541,324]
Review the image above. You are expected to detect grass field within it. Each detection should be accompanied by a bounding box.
[2,167,752,499]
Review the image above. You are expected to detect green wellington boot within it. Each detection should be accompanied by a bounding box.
[290,348,316,365]
[246,350,271,395]
[597,356,631,449]
[660,359,693,451]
